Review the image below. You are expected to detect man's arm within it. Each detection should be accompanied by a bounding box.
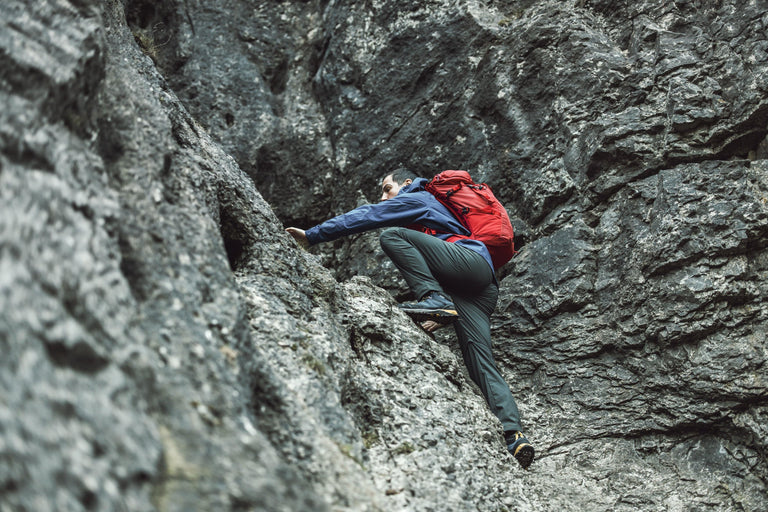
[286,190,468,247]
[303,194,431,245]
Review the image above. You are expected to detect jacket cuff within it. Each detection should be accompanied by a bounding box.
[305,226,322,246]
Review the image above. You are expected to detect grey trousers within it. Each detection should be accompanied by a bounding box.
[379,227,523,433]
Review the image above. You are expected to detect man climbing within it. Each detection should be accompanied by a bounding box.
[285,168,535,469]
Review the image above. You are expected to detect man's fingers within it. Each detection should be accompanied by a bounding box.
[286,227,309,249]
[421,320,440,332]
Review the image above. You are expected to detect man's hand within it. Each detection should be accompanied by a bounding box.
[421,320,443,333]
[286,227,310,249]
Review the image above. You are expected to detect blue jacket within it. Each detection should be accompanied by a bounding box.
[305,178,495,272]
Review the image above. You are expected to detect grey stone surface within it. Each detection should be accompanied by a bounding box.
[2,0,767,511]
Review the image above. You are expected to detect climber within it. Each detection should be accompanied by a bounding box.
[285,168,535,469]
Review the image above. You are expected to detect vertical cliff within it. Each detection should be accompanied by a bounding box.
[2,0,767,511]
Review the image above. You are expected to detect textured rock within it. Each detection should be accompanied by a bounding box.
[2,0,768,511]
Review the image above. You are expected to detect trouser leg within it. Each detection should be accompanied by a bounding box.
[452,288,522,433]
[379,227,523,432]
[379,227,491,300]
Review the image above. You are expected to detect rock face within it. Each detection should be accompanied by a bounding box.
[2,0,767,511]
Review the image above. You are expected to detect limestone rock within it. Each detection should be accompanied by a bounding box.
[2,0,767,511]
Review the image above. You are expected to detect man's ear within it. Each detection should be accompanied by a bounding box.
[404,179,413,185]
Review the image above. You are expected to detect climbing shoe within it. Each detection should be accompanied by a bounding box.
[506,431,535,470]
[398,291,458,324]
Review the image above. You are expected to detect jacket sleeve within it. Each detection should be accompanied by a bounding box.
[305,194,433,245]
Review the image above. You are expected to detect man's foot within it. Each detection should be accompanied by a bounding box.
[399,292,458,324]
[506,431,535,469]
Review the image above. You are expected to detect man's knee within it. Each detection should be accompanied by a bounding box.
[379,227,406,250]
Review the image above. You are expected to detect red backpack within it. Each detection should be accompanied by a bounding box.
[425,170,517,270]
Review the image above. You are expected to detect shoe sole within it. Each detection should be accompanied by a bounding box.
[402,308,458,324]
[513,444,535,470]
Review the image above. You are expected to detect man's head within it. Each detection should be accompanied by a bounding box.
[380,168,417,201]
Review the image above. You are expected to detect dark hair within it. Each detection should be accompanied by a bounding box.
[388,167,418,184]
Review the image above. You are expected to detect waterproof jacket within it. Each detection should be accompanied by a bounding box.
[305,178,495,272]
